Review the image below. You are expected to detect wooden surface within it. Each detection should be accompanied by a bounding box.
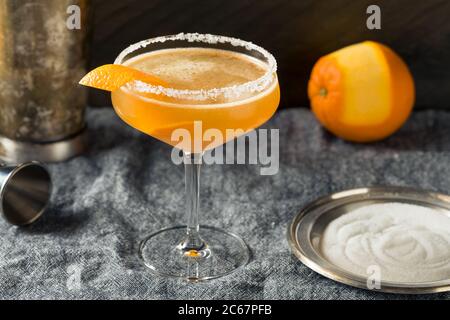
[88,0,450,109]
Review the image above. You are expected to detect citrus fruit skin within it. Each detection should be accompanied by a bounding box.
[308,41,415,142]
[79,64,167,92]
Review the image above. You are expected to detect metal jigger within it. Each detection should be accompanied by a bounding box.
[0,162,52,226]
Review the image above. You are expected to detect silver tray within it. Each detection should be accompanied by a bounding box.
[287,186,450,294]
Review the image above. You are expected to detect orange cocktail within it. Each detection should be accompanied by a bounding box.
[112,47,279,151]
[82,34,280,281]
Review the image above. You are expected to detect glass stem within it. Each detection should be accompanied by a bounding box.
[181,152,206,253]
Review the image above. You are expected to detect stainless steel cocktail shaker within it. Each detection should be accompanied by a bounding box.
[0,0,91,163]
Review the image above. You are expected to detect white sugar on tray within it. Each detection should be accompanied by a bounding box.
[321,202,450,283]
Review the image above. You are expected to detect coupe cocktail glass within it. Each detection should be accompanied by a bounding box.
[112,34,279,280]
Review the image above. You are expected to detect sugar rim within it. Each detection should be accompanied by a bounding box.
[114,33,278,101]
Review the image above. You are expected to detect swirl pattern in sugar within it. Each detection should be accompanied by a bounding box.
[320,202,450,283]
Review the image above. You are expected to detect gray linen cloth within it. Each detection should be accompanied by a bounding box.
[0,107,449,300]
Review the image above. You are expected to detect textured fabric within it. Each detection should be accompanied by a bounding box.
[0,107,449,300]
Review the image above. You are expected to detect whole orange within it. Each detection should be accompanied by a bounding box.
[308,41,415,142]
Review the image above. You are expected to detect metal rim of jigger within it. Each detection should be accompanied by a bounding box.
[0,161,52,226]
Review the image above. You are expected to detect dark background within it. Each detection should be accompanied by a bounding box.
[89,0,450,110]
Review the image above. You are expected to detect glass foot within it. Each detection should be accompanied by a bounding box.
[139,225,250,281]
